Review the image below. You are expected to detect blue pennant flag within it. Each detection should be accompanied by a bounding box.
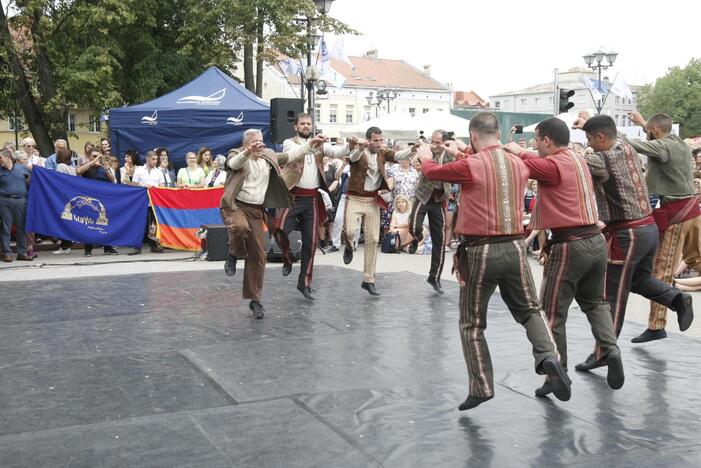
[26,167,148,247]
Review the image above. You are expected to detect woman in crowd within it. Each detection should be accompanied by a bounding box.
[120,149,140,184]
[156,147,176,187]
[83,142,95,166]
[203,154,227,187]
[177,151,205,188]
[196,146,213,177]
[21,137,45,168]
[52,147,77,255]
[389,194,414,251]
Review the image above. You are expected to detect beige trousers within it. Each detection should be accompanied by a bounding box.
[344,195,380,283]
[649,215,701,330]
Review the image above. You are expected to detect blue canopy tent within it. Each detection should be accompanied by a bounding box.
[108,66,270,168]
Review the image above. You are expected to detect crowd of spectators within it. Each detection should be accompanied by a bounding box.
[2,129,701,267]
[0,137,227,262]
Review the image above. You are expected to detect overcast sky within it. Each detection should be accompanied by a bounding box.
[326,0,698,99]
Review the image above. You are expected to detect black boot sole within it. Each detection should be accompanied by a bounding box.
[677,294,694,331]
[543,359,571,402]
[606,352,625,390]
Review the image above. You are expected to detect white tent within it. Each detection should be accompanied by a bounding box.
[411,111,471,137]
[339,112,417,140]
[339,111,470,140]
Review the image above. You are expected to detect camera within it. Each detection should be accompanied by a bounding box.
[513,125,523,134]
[442,131,455,141]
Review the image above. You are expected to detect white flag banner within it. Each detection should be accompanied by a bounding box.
[321,65,346,89]
[278,57,300,76]
[610,74,634,101]
[584,77,603,103]
[330,37,354,69]
[320,36,331,73]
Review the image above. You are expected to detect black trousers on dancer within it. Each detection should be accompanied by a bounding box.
[602,223,681,340]
[274,195,320,289]
[410,199,446,282]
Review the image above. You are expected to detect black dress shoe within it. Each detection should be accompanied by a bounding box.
[631,328,667,343]
[224,255,237,276]
[282,260,292,277]
[150,245,164,253]
[458,395,493,411]
[606,350,625,390]
[427,278,444,294]
[536,371,573,398]
[343,246,353,264]
[297,285,315,300]
[574,353,607,372]
[16,254,33,261]
[673,292,694,331]
[361,281,380,296]
[408,239,419,254]
[542,357,571,402]
[327,245,339,252]
[249,300,265,319]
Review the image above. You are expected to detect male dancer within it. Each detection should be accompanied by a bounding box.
[343,126,412,296]
[624,112,700,342]
[220,129,322,319]
[418,112,571,410]
[273,113,351,300]
[573,115,693,371]
[503,118,623,396]
[407,129,455,294]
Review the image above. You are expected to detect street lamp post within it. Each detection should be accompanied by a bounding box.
[583,49,617,114]
[365,89,398,117]
[298,0,335,131]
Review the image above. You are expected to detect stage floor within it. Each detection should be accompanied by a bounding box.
[1,265,700,467]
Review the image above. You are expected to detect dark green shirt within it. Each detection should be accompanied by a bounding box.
[621,133,693,202]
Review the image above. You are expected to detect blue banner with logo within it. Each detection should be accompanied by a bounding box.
[26,167,148,247]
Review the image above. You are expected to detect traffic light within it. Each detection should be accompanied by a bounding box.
[558,88,575,113]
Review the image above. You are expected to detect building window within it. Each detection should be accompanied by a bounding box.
[409,107,416,117]
[436,108,443,112]
[615,96,620,104]
[67,114,76,132]
[494,101,500,108]
[364,105,371,121]
[615,114,619,126]
[89,115,101,133]
[329,104,337,123]
[422,108,429,114]
[521,98,527,105]
[345,105,354,123]
[314,103,321,123]
[7,114,22,132]
[534,97,540,105]
[549,96,553,104]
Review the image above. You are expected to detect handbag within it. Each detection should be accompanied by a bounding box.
[381,231,399,253]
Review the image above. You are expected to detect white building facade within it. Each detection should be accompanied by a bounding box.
[236,52,453,137]
[489,68,639,127]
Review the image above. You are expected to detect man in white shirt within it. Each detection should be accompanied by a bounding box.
[273,113,352,300]
[132,151,164,188]
[128,150,164,255]
[220,128,323,319]
[343,127,412,296]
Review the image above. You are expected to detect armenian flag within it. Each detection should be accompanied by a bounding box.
[148,187,224,251]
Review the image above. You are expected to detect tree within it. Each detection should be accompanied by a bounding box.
[0,0,355,154]
[637,58,701,138]
[223,0,356,96]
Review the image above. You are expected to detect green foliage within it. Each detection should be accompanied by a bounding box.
[1,0,354,140]
[637,59,701,138]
